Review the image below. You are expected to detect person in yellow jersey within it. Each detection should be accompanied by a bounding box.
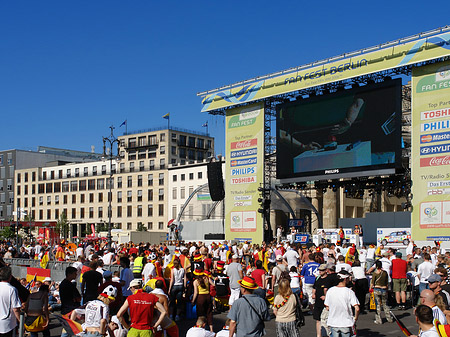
[132,253,146,279]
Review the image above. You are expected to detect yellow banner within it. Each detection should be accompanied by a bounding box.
[201,32,450,112]
[225,103,264,243]
[411,61,450,241]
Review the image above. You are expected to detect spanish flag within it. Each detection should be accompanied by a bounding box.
[26,268,51,283]
[40,252,49,269]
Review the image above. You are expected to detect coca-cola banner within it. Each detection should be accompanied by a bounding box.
[412,61,450,241]
[225,103,264,243]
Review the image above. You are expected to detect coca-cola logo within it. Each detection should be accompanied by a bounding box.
[421,155,450,167]
[230,138,257,150]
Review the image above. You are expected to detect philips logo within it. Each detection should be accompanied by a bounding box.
[231,167,256,176]
[325,169,339,174]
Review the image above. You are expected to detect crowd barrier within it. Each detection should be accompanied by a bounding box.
[4,258,123,283]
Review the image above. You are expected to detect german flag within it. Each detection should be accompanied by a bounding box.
[390,311,412,336]
[54,314,82,336]
[40,252,49,269]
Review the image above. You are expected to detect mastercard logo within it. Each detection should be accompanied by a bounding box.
[231,161,237,166]
[421,135,432,143]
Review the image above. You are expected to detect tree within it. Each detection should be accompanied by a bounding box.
[56,213,69,240]
[137,222,147,232]
[0,227,15,240]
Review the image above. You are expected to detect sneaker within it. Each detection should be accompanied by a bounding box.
[374,320,382,325]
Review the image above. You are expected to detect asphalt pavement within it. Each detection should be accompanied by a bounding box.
[44,305,418,337]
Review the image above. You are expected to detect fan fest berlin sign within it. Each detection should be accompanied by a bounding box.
[225,103,264,243]
[412,60,450,241]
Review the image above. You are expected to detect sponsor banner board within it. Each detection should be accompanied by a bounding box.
[376,228,411,248]
[201,31,450,112]
[412,61,450,241]
[225,103,264,242]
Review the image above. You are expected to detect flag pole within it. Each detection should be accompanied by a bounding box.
[125,119,127,135]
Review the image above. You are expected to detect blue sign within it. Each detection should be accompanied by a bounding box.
[295,234,310,243]
[289,219,304,227]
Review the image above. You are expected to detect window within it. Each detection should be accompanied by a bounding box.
[80,208,85,219]
[51,171,55,179]
[0,181,2,191]
[148,189,153,201]
[117,191,122,202]
[117,206,122,217]
[188,149,195,160]
[89,207,94,218]
[160,146,166,155]
[43,171,47,180]
[158,222,164,230]
[179,135,186,146]
[138,149,146,160]
[55,209,59,219]
[63,195,68,204]
[160,133,166,142]
[32,171,36,181]
[38,184,44,193]
[172,175,177,182]
[181,174,185,181]
[172,206,177,219]
[172,188,177,199]
[111,164,116,174]
[198,172,203,179]
[84,167,88,177]
[55,195,59,205]
[17,173,21,184]
[120,163,125,173]
[98,207,103,218]
[189,186,194,196]
[127,176,132,188]
[147,205,153,216]
[71,208,76,219]
[138,175,142,187]
[24,197,28,208]
[79,180,86,191]
[188,137,195,147]
[149,149,157,158]
[149,160,155,170]
[72,195,76,204]
[127,222,132,230]
[88,179,95,190]
[127,190,132,202]
[92,166,97,176]
[97,179,104,190]
[158,204,164,216]
[47,196,51,205]
[71,181,78,191]
[137,190,142,202]
[106,177,114,189]
[127,206,132,217]
[172,133,177,141]
[32,184,35,194]
[7,179,12,191]
[171,146,176,155]
[54,182,61,193]
[80,194,85,203]
[159,188,164,201]
[138,136,146,147]
[32,197,35,207]
[137,205,142,217]
[47,210,51,220]
[159,173,164,185]
[62,182,69,192]
[180,187,185,199]
[207,140,212,149]
[128,151,136,161]
[148,174,153,186]
[139,161,144,171]
[130,162,135,172]
[179,148,186,159]
[75,168,80,177]
[197,151,204,161]
[149,135,157,145]
[197,138,204,149]
[0,193,4,204]
[101,165,106,175]
[89,193,94,203]
[148,222,153,230]
[98,193,103,202]
[160,158,165,169]
[46,183,52,193]
[117,177,122,188]
[189,173,194,180]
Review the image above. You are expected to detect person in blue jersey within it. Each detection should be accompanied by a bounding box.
[301,252,320,313]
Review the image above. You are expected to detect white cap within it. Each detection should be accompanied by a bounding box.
[276,255,283,261]
[232,254,238,259]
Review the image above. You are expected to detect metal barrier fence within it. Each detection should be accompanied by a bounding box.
[4,258,123,283]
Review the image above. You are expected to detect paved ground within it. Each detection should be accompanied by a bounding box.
[44,306,418,336]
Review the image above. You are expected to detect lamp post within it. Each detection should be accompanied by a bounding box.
[103,126,120,250]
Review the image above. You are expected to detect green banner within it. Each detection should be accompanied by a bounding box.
[411,61,450,241]
[225,103,264,243]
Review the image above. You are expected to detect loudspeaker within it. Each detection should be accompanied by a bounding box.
[204,233,225,240]
[207,161,225,201]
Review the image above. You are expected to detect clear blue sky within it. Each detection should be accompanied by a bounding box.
[0,1,448,156]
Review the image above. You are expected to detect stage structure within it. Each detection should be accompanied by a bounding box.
[198,26,450,242]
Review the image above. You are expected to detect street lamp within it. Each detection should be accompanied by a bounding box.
[102,126,120,250]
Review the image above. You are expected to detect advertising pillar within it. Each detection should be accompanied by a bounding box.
[225,103,264,243]
[411,61,450,241]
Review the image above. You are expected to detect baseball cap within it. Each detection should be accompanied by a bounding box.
[128,279,142,289]
[43,277,52,282]
[232,254,238,259]
[427,274,441,283]
[318,264,327,271]
[276,255,283,261]
[395,252,402,258]
[337,270,351,279]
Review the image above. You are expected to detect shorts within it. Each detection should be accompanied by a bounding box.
[127,328,154,337]
[229,288,240,306]
[313,305,324,321]
[393,278,407,292]
[304,283,314,305]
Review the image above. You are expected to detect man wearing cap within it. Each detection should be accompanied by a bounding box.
[313,264,329,337]
[98,270,123,315]
[392,251,408,309]
[226,255,243,308]
[324,270,360,337]
[428,273,450,311]
[272,255,287,297]
[117,279,167,337]
[228,276,270,337]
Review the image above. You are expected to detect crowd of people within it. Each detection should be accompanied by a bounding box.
[1,235,450,336]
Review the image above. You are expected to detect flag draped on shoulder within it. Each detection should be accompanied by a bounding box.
[40,252,49,268]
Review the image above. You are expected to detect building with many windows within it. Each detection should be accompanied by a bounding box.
[1,147,101,221]
[14,127,214,238]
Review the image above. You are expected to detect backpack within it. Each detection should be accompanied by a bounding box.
[293,293,305,328]
[276,266,291,282]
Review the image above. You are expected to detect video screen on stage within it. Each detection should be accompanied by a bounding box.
[276,79,402,182]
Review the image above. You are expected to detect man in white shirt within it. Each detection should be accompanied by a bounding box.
[102,248,115,265]
[324,270,360,337]
[418,254,434,294]
[142,257,156,285]
[420,289,447,324]
[283,245,299,269]
[335,255,351,273]
[76,244,84,258]
[186,316,215,337]
[0,267,21,336]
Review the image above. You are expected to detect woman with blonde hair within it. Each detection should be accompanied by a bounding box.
[273,278,301,337]
[192,269,214,332]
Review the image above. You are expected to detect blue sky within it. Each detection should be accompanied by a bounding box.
[0,1,448,155]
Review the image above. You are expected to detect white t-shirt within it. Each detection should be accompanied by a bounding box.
[283,249,299,268]
[103,252,114,265]
[289,272,301,288]
[142,262,156,284]
[358,249,367,263]
[351,266,366,280]
[216,328,235,337]
[325,286,359,328]
[418,261,434,283]
[432,305,447,324]
[84,300,109,328]
[366,248,375,260]
[336,262,352,273]
[76,247,84,258]
[419,326,440,337]
[0,282,21,333]
[186,327,216,337]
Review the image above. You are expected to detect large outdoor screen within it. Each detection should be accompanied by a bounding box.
[276,79,402,182]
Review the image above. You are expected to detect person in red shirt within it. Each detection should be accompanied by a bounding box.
[391,251,408,309]
[251,260,266,289]
[117,279,167,337]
